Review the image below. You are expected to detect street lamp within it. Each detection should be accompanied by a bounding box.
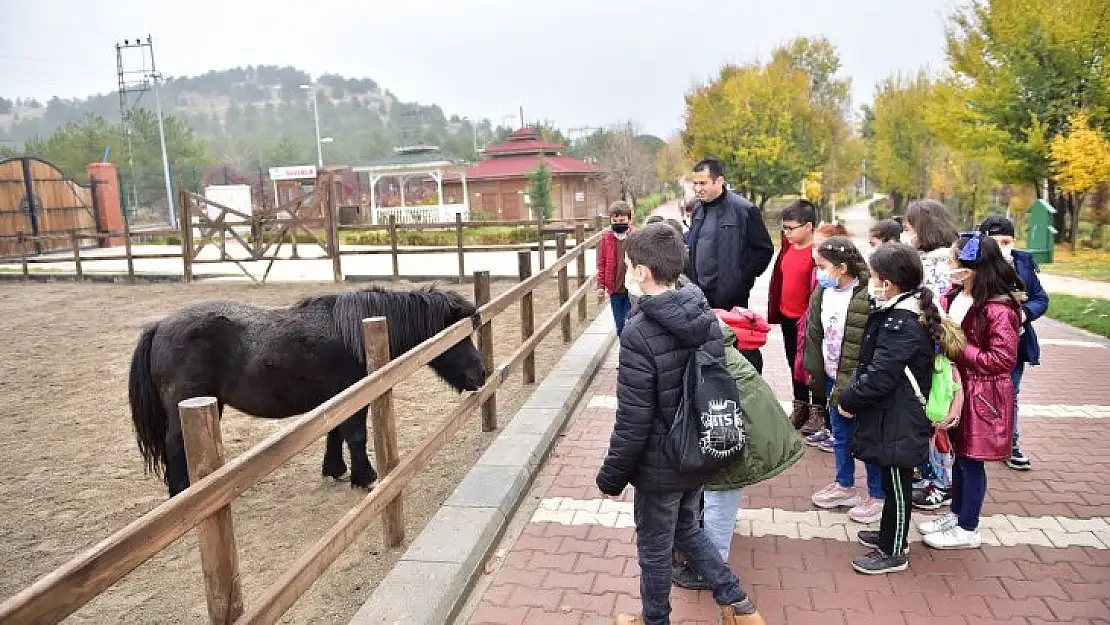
[300,80,325,167]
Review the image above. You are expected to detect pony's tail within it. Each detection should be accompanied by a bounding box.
[129,323,167,478]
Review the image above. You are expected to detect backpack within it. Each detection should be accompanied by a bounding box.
[905,354,964,427]
[665,345,746,473]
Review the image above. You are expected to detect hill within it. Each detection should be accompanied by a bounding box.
[0,65,494,170]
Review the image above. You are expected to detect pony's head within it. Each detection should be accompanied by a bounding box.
[425,288,487,392]
[331,286,486,392]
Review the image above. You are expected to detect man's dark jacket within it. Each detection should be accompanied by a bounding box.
[687,190,774,309]
[596,283,725,495]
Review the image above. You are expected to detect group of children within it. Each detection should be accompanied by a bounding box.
[594,196,1045,623]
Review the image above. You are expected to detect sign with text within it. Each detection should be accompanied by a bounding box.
[269,165,317,181]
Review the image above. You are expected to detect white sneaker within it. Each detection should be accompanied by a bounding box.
[923,525,982,550]
[918,512,958,535]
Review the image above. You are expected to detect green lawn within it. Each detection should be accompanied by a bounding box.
[1046,293,1110,339]
[1039,246,1110,283]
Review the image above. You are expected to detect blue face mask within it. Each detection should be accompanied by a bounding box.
[816,268,839,290]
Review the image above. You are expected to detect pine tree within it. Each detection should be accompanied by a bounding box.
[529,163,553,220]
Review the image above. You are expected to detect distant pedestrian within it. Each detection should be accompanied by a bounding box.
[597,201,635,336]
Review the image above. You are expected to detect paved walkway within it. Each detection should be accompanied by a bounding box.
[1037,273,1110,301]
[458,274,1110,623]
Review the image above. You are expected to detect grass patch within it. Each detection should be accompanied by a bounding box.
[1039,246,1110,283]
[1046,293,1110,339]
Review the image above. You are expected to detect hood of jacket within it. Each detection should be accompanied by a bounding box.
[637,282,719,348]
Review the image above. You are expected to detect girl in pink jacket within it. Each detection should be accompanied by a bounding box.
[921,232,1023,550]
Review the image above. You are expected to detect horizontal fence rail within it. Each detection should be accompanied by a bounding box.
[0,228,604,625]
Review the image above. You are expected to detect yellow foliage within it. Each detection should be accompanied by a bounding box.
[1050,111,1110,196]
[804,173,822,204]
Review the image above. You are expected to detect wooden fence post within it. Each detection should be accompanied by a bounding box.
[455,213,465,283]
[575,224,587,322]
[70,230,83,282]
[362,318,404,547]
[122,208,135,283]
[178,185,194,283]
[517,251,536,384]
[326,174,343,283]
[556,234,571,343]
[536,214,546,271]
[179,397,245,625]
[474,270,497,430]
[388,215,399,281]
[18,231,28,279]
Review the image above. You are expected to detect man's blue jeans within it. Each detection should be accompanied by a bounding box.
[634,488,745,624]
[1011,362,1025,452]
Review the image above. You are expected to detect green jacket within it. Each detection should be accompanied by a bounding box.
[803,271,871,407]
[707,320,805,490]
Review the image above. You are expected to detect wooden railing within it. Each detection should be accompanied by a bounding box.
[0,228,604,625]
[0,216,605,283]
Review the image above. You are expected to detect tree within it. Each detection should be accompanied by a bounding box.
[683,37,847,209]
[528,163,553,220]
[655,135,690,194]
[869,71,938,212]
[939,0,1110,238]
[1050,110,1110,249]
[596,122,658,208]
[266,137,309,166]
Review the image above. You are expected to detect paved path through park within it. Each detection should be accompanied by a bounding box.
[457,238,1110,625]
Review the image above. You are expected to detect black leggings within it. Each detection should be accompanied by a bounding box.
[780,317,811,403]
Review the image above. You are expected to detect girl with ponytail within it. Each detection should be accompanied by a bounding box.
[838,242,937,574]
[804,236,886,524]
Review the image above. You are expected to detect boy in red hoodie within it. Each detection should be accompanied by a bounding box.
[596,200,635,336]
[768,200,821,429]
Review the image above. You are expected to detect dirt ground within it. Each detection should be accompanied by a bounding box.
[0,277,599,624]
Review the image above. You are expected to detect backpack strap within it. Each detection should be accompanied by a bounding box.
[905,366,926,406]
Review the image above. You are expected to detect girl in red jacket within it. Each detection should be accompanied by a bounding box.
[596,201,635,336]
[922,232,1023,550]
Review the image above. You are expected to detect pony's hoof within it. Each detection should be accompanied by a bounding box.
[350,472,378,491]
[322,461,348,481]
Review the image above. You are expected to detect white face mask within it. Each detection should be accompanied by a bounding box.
[999,244,1014,263]
[868,281,889,302]
[948,267,973,285]
[899,231,916,247]
[625,266,645,298]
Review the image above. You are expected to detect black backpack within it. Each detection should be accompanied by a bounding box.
[664,345,746,473]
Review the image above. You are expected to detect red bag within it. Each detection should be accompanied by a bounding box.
[714,307,770,351]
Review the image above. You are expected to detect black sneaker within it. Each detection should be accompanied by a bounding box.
[721,593,757,624]
[852,549,908,575]
[671,563,711,590]
[1007,448,1032,471]
[912,484,951,510]
[857,530,881,549]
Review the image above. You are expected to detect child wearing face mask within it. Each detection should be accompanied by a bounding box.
[838,242,941,574]
[921,232,1023,550]
[977,217,1048,470]
[597,201,635,336]
[803,237,887,523]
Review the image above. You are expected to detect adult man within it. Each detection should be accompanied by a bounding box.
[687,158,775,309]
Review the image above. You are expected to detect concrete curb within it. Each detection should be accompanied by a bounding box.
[349,310,616,625]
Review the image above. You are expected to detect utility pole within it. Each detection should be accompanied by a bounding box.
[116,35,176,229]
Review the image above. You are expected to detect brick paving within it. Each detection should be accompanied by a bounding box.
[460,302,1110,624]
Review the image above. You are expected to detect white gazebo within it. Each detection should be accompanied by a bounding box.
[352,145,469,224]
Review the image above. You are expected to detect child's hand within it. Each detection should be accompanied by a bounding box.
[838,405,854,419]
[597,288,607,302]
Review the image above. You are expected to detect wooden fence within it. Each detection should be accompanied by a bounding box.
[0,227,604,625]
[0,216,605,284]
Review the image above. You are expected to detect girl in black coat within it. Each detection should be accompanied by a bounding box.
[838,243,943,575]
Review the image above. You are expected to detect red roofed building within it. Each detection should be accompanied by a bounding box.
[458,128,607,221]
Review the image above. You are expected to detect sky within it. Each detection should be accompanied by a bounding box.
[1,0,962,137]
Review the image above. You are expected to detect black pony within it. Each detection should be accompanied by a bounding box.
[128,286,486,497]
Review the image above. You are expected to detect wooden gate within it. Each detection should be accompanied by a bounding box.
[176,171,340,283]
[0,157,100,257]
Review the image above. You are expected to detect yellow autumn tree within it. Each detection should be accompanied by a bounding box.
[655,135,690,194]
[1050,111,1110,249]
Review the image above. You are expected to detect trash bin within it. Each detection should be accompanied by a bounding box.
[1025,199,1057,265]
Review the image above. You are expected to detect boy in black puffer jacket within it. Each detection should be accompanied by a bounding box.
[597,223,760,625]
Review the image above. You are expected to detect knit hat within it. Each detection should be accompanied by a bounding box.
[979,216,1016,238]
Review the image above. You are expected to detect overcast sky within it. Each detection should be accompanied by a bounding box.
[1,0,960,137]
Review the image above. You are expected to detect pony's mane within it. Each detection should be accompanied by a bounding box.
[301,285,476,363]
